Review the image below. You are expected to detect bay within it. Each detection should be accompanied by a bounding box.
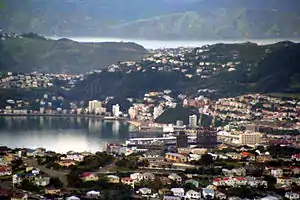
[0,117,129,153]
[49,36,300,49]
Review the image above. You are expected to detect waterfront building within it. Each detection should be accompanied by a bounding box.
[40,107,45,114]
[128,107,138,119]
[112,104,120,117]
[88,100,102,114]
[176,131,188,148]
[189,114,198,128]
[153,105,164,119]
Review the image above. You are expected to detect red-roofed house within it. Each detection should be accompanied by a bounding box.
[57,160,76,167]
[0,167,12,176]
[80,172,99,182]
[121,177,135,187]
[213,178,225,186]
[292,154,300,161]
[234,177,247,185]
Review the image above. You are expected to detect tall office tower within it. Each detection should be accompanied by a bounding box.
[112,104,120,117]
[196,127,218,149]
[189,114,198,128]
[176,131,188,148]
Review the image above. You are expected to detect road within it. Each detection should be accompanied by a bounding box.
[24,158,68,187]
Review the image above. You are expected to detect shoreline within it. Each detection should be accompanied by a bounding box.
[0,113,128,121]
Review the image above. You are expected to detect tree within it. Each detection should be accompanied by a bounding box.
[264,175,277,190]
[11,158,23,171]
[184,182,197,191]
[49,177,63,188]
[200,154,214,166]
[19,179,41,192]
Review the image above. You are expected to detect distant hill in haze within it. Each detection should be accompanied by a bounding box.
[1,0,300,40]
[0,34,147,73]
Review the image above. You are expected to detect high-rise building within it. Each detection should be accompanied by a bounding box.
[153,105,164,119]
[112,104,120,117]
[196,127,218,149]
[240,132,262,146]
[88,100,102,114]
[189,114,198,128]
[176,131,188,148]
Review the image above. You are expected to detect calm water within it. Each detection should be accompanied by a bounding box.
[49,36,300,49]
[0,117,130,153]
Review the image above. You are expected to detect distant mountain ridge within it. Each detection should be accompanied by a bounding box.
[1,0,300,40]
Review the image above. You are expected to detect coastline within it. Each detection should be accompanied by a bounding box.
[0,113,128,121]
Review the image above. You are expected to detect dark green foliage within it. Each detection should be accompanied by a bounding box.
[155,106,213,126]
[79,152,114,170]
[264,175,277,189]
[252,43,300,93]
[0,37,147,73]
[115,156,148,170]
[18,179,42,192]
[155,106,193,125]
[49,177,63,188]
[70,71,188,100]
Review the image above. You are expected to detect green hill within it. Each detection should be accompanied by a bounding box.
[252,43,300,93]
[155,106,213,126]
[0,35,147,73]
[67,42,300,100]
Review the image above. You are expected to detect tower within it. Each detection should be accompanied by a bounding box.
[196,127,218,149]
[189,114,197,128]
[176,131,188,148]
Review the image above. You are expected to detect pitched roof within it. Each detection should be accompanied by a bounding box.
[81,172,94,177]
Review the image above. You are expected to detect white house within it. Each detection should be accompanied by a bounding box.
[168,173,182,183]
[163,196,181,200]
[61,153,84,162]
[260,195,280,200]
[130,173,143,182]
[202,186,214,199]
[86,190,100,198]
[138,187,152,195]
[285,192,300,200]
[186,190,201,199]
[66,196,80,200]
[142,172,155,181]
[171,188,185,197]
[270,168,283,178]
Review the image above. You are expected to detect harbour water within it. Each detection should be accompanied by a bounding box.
[49,36,300,49]
[0,117,130,153]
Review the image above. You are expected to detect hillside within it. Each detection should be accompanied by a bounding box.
[252,43,300,93]
[1,0,300,40]
[67,41,300,100]
[0,35,148,73]
[155,106,213,126]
